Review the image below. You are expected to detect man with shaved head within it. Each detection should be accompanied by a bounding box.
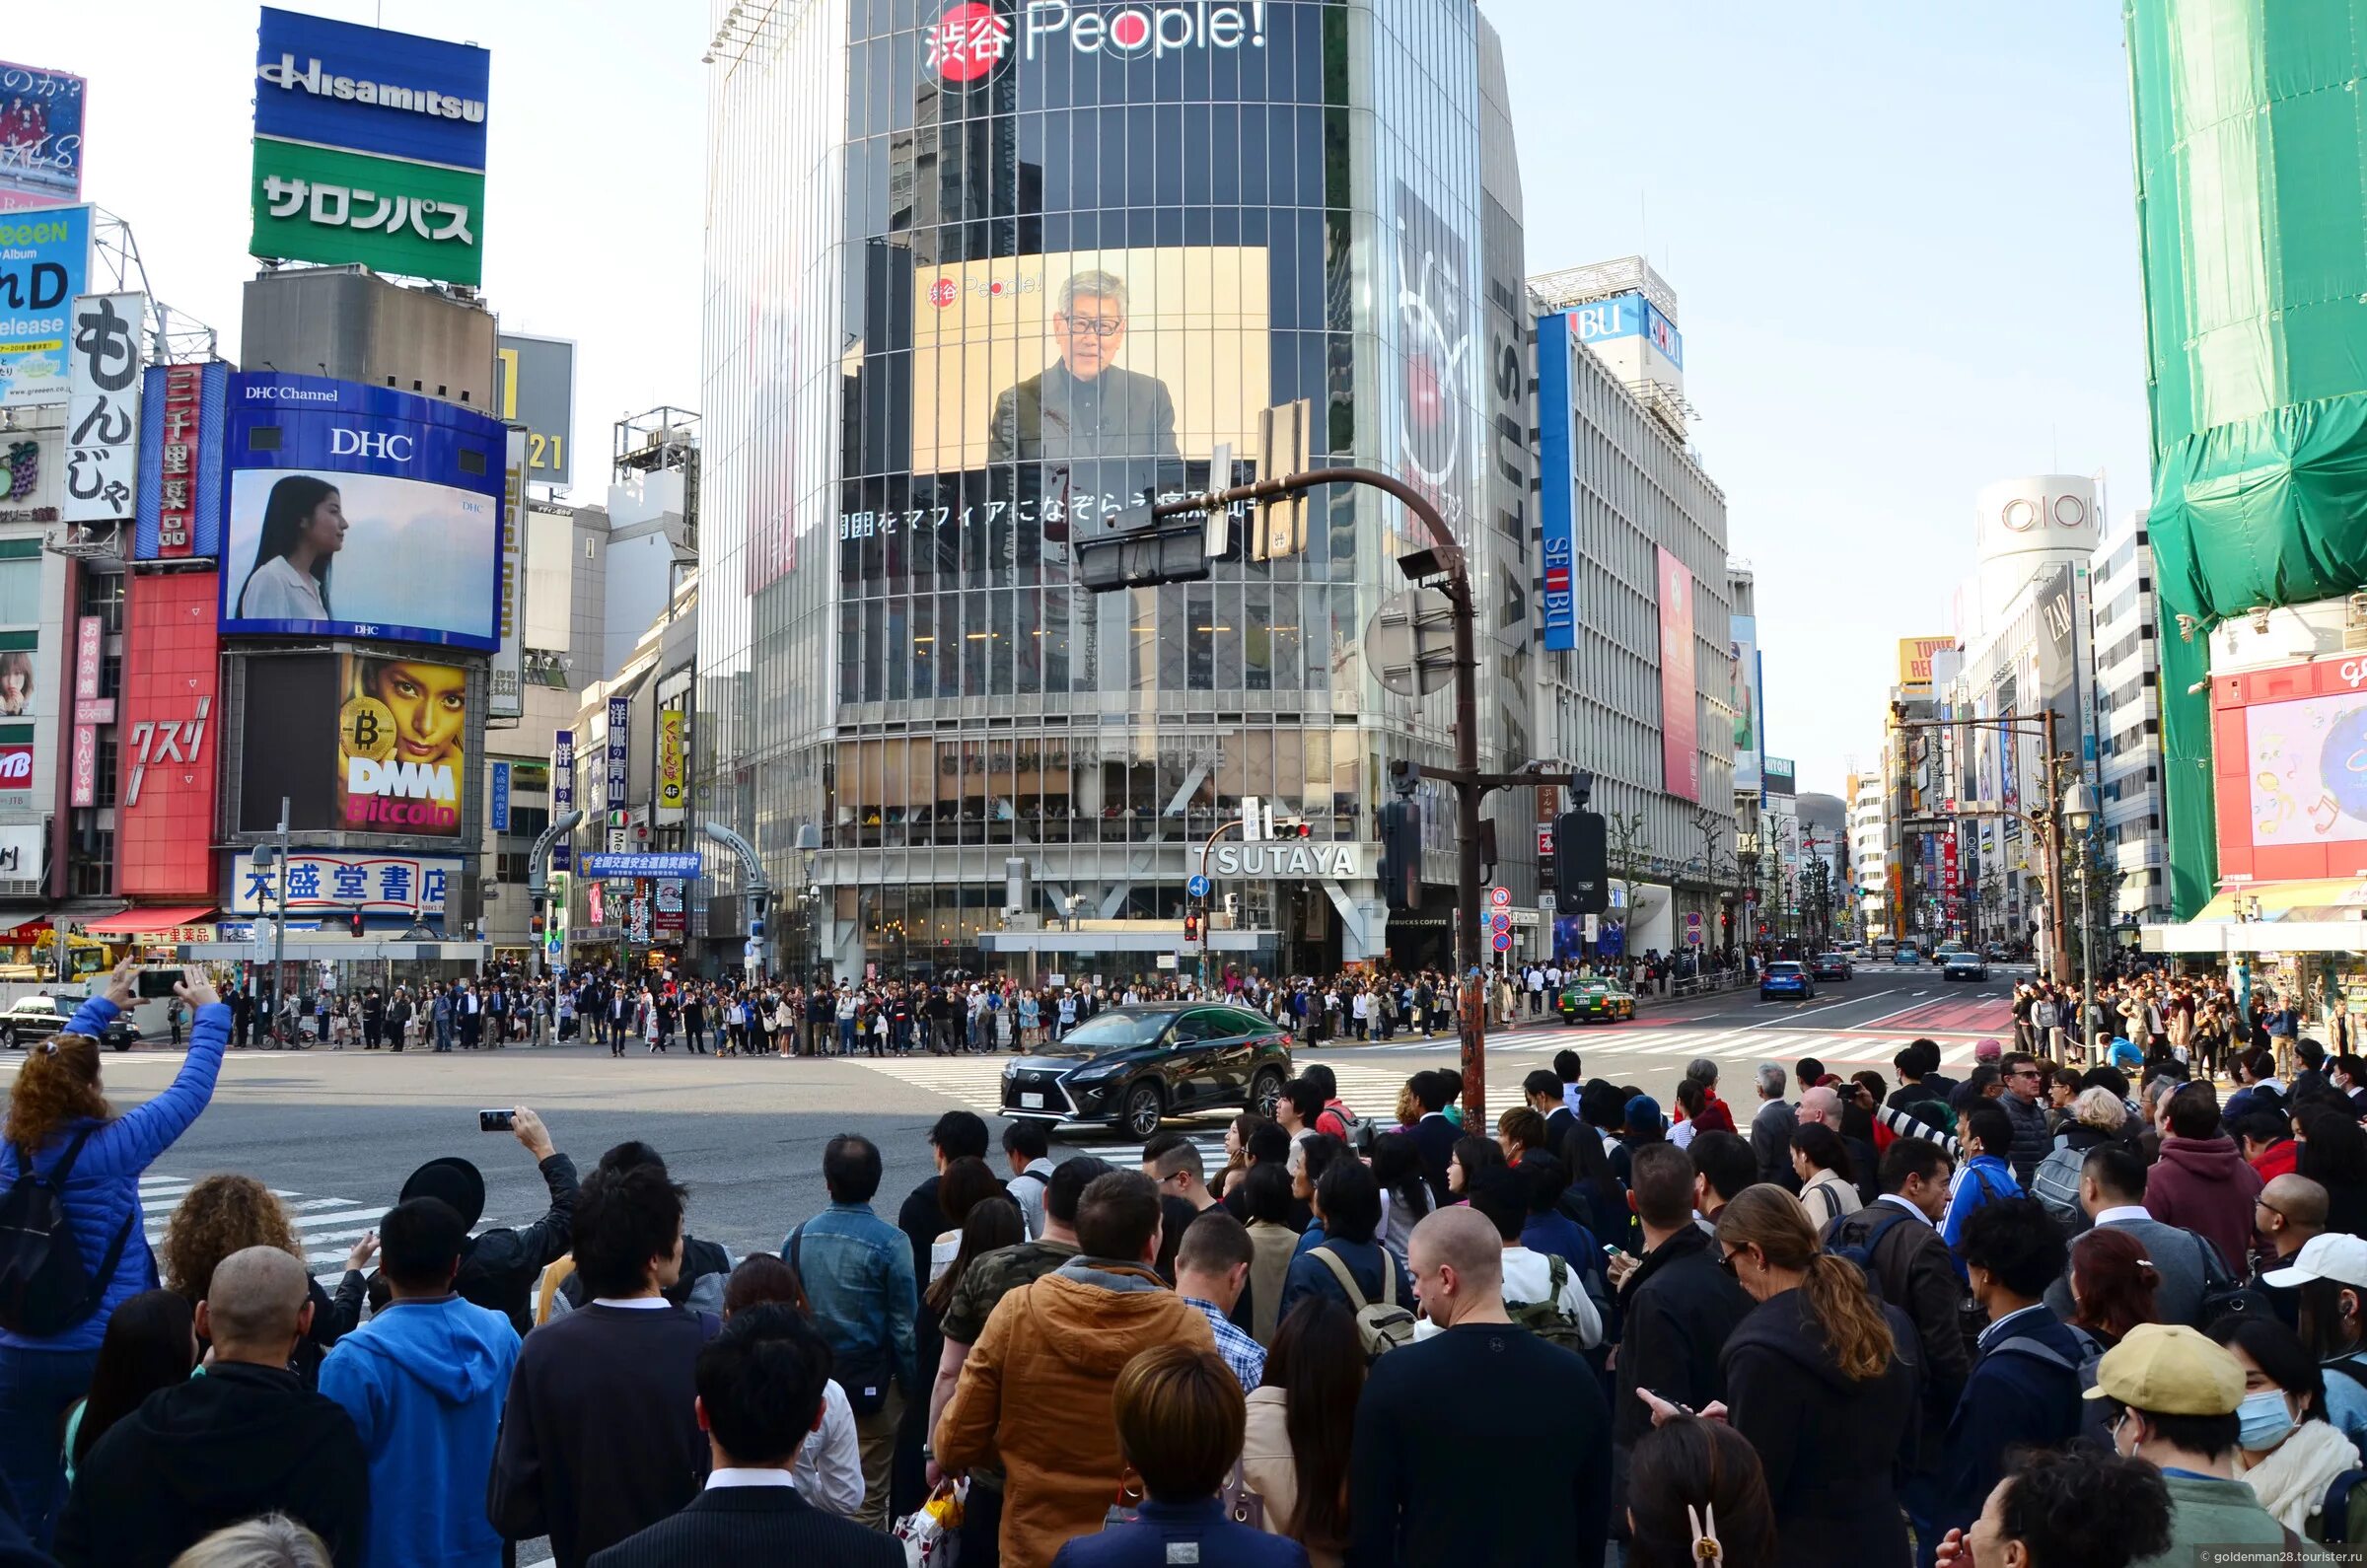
[57,1246,368,1568]
[2255,1173,2330,1328]
[1348,1207,1612,1567]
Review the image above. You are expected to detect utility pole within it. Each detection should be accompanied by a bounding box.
[1143,466,1489,1126]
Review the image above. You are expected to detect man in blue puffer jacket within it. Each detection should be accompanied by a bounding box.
[0,960,228,1544]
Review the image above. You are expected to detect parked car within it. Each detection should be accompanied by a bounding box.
[1558,978,1638,1025]
[1760,962,1816,1002]
[0,994,135,1051]
[1943,951,1991,983]
[1001,1003,1292,1139]
[1810,952,1854,981]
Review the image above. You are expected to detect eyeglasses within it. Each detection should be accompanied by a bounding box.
[1717,1246,1745,1277]
[1057,314,1125,338]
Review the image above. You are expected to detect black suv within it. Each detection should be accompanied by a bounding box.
[1001,1004,1293,1140]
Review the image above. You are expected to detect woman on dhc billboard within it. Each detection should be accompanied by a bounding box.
[234,474,344,622]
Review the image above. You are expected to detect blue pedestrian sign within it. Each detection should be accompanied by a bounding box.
[1186,874,1210,899]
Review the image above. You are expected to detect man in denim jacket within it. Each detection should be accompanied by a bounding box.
[785,1134,918,1529]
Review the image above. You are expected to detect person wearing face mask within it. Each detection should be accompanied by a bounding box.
[2081,1323,2309,1564]
[2205,1316,2360,1538]
[2264,1231,2367,1456]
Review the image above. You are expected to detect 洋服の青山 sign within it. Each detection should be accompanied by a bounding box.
[930,0,1269,79]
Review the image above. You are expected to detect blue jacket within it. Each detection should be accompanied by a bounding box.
[788,1203,919,1395]
[0,996,227,1352]
[1277,1235,1412,1323]
[1050,1497,1309,1568]
[319,1294,522,1567]
[1933,1305,2085,1536]
[1938,1156,2019,1269]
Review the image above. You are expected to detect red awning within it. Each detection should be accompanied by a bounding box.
[77,905,217,937]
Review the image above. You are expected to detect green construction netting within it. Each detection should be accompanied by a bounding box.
[2123,0,2367,918]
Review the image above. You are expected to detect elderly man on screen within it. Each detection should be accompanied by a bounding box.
[987,270,1181,475]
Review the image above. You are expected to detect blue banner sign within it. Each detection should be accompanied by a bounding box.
[580,851,700,880]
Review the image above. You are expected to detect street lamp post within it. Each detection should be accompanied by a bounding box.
[2063,780,2099,1062]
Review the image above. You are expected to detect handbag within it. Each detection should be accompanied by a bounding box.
[893,1478,966,1567]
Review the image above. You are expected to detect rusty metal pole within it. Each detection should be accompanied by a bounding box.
[1154,466,1485,1124]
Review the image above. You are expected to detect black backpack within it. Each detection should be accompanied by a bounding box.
[1824,1206,1915,1299]
[0,1130,135,1337]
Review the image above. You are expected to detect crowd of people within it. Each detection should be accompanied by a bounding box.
[6,953,2367,1564]
[2012,966,2352,1078]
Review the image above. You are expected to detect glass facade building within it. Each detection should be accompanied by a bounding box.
[698,0,1535,976]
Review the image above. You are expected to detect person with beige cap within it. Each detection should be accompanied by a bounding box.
[2083,1322,2331,1563]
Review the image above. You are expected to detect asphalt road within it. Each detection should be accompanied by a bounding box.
[81,959,2029,1280]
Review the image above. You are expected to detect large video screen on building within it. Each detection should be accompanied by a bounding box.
[220,372,503,649]
[235,649,471,840]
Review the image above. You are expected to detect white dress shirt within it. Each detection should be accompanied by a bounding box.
[707,1467,798,1491]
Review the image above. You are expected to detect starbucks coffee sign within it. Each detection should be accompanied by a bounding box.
[1208,841,1369,881]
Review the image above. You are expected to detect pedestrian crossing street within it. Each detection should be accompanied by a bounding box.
[853,1024,2004,1136]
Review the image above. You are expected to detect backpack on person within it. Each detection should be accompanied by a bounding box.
[1319,1103,1376,1154]
[2027,1142,2090,1232]
[2195,1234,2276,1326]
[1309,1246,1416,1362]
[2319,1468,2367,1547]
[1823,1205,1915,1299]
[1506,1255,1592,1357]
[0,1130,136,1337]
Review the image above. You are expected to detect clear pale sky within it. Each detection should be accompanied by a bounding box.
[24,2,2152,799]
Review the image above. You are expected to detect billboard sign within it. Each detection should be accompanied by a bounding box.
[605,695,628,806]
[118,571,221,898]
[220,373,505,649]
[230,848,457,914]
[579,851,701,880]
[337,651,466,836]
[1656,545,1699,802]
[496,333,574,486]
[657,709,685,810]
[490,428,523,717]
[0,64,87,213]
[1898,634,1954,695]
[63,292,144,524]
[253,8,489,170]
[2206,657,2367,882]
[0,428,57,523]
[1535,312,1580,652]
[0,204,89,406]
[250,9,489,289]
[1731,612,1762,796]
[551,728,573,871]
[136,361,228,557]
[490,759,510,832]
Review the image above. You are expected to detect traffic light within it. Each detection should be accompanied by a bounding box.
[1270,817,1311,840]
[1378,798,1422,911]
[1552,810,1609,914]
[1183,911,1201,941]
[531,912,546,939]
[348,908,365,939]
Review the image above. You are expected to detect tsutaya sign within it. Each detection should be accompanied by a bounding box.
[1209,841,1367,880]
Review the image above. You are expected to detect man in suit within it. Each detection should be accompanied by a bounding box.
[1398,1070,1459,1207]
[589,1304,899,1568]
[2042,1143,2211,1328]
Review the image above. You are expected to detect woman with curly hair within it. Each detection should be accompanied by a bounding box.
[160,1174,367,1382]
[0,960,227,1545]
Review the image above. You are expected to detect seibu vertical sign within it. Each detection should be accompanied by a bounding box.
[68,613,102,807]
[117,572,220,897]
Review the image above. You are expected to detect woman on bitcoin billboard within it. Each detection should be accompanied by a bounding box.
[335,655,467,835]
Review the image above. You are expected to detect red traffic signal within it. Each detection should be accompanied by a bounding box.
[348,908,365,939]
[1183,912,1201,941]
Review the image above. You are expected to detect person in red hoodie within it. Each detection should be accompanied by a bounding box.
[2146,1084,2263,1274]
[2236,1106,2302,1183]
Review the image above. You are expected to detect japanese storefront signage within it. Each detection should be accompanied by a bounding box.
[138,362,225,557]
[490,759,511,832]
[0,429,56,524]
[67,613,99,807]
[550,728,573,871]
[490,427,523,718]
[229,848,458,914]
[64,291,143,524]
[627,881,651,945]
[605,695,629,805]
[654,878,684,939]
[118,571,221,898]
[657,709,685,810]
